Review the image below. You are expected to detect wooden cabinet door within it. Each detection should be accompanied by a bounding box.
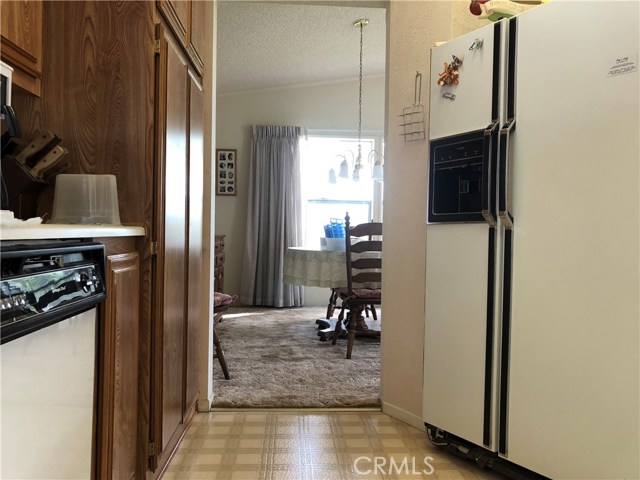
[157,0,205,75]
[188,0,206,73]
[152,24,189,468]
[157,0,190,47]
[185,71,204,413]
[0,0,43,95]
[99,252,141,480]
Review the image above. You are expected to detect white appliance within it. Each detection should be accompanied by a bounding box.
[1,310,97,479]
[423,1,639,478]
[1,242,106,479]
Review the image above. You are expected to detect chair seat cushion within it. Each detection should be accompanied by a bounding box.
[335,287,349,297]
[338,288,381,299]
[214,292,237,308]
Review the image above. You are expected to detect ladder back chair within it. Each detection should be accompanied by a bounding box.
[332,213,382,358]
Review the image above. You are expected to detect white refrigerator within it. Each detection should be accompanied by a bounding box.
[423,1,639,478]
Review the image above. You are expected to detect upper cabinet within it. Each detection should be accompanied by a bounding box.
[0,0,43,96]
[188,1,206,73]
[156,0,204,75]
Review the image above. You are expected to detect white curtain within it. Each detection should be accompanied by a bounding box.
[240,125,305,307]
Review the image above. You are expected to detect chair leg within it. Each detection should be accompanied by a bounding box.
[213,324,230,379]
[345,306,367,359]
[346,316,358,359]
[326,289,339,319]
[331,309,344,345]
[369,305,378,320]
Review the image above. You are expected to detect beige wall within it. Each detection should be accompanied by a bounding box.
[215,77,386,300]
[452,0,491,38]
[381,1,483,429]
[198,0,218,411]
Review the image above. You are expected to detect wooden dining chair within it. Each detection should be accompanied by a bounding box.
[332,213,382,359]
[213,292,237,379]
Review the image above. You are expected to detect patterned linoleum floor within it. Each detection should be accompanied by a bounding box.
[162,411,506,480]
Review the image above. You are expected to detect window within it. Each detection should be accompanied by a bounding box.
[300,133,383,248]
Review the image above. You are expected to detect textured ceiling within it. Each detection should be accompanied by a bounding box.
[216,1,387,94]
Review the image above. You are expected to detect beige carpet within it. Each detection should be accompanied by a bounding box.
[211,306,380,408]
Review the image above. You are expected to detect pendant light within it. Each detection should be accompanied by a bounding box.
[337,152,352,179]
[326,18,371,183]
[370,150,384,180]
[352,18,368,182]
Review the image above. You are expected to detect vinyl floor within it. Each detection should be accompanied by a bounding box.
[162,410,506,480]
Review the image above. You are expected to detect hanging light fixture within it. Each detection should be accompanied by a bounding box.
[352,18,368,182]
[326,18,371,183]
[370,150,384,180]
[337,152,353,179]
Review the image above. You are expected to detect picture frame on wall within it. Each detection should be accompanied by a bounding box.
[216,149,237,196]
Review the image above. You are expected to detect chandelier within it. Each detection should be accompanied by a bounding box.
[328,18,383,183]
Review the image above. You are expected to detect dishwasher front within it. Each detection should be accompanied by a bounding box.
[1,241,106,479]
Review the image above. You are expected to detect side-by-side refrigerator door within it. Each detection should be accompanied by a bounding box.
[500,2,640,478]
[429,22,501,140]
[424,20,505,451]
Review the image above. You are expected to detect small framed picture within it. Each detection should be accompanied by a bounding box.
[216,149,237,196]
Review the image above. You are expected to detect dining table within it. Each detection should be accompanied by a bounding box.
[283,246,347,327]
[283,246,381,339]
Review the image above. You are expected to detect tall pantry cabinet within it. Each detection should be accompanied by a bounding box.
[150,22,205,473]
[5,1,212,478]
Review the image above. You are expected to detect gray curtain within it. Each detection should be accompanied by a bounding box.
[240,125,305,307]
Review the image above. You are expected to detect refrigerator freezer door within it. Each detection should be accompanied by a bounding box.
[424,19,506,452]
[503,1,639,478]
[429,22,500,140]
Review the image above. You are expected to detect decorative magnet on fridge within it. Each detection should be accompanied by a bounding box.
[437,55,463,87]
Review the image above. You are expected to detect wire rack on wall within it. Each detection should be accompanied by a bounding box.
[398,71,426,142]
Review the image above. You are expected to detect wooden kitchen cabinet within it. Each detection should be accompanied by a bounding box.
[156,0,204,75]
[186,71,204,414]
[153,24,188,466]
[0,0,43,96]
[97,238,141,480]
[9,2,212,478]
[149,23,203,473]
[188,0,206,72]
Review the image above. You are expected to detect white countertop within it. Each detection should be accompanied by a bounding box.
[0,224,146,241]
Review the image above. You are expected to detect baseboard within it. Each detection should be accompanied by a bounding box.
[382,401,425,431]
[197,392,215,412]
[209,407,382,412]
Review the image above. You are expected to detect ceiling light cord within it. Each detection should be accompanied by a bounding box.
[354,18,368,180]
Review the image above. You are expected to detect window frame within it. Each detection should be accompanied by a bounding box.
[300,130,384,248]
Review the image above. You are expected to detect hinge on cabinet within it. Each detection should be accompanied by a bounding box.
[148,442,156,457]
[150,241,158,256]
[154,39,161,55]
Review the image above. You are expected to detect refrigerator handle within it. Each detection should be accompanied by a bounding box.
[482,122,499,226]
[499,120,515,229]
